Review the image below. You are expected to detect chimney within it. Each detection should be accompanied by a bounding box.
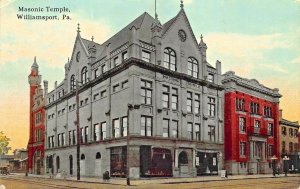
[279,109,283,119]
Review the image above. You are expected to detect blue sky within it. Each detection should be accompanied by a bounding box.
[0,0,299,150]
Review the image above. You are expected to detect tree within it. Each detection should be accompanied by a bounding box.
[0,131,11,155]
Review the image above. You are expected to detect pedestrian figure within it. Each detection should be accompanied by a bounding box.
[283,156,289,177]
[271,155,277,177]
[103,171,110,182]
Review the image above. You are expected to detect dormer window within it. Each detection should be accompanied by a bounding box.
[122,51,128,61]
[114,56,120,67]
[142,50,150,62]
[163,48,176,71]
[208,73,214,82]
[70,74,75,91]
[81,66,88,84]
[188,57,198,78]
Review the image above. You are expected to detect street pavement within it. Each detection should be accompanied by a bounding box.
[0,173,299,189]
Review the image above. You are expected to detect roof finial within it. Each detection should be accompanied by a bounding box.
[77,23,80,33]
[180,0,184,8]
[34,56,36,63]
[155,0,158,19]
[200,34,203,42]
[91,36,94,42]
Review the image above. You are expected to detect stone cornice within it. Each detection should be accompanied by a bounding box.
[280,119,300,128]
[222,71,281,98]
[46,57,224,109]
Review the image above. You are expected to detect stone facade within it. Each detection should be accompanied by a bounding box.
[44,5,224,178]
[222,71,281,175]
[28,57,45,175]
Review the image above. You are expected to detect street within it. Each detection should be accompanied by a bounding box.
[0,175,299,189]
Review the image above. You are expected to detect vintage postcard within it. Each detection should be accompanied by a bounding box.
[0,0,299,188]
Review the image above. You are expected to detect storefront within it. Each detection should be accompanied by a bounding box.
[140,146,173,177]
[110,146,127,177]
[196,150,218,175]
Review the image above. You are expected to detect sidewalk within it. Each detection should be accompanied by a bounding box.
[9,172,300,186]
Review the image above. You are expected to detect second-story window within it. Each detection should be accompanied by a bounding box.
[208,97,216,117]
[163,119,169,138]
[240,142,246,156]
[70,75,76,91]
[141,116,152,136]
[113,119,120,138]
[187,122,193,140]
[142,50,150,62]
[208,125,216,142]
[187,57,198,78]
[268,123,273,136]
[163,48,176,71]
[121,117,128,137]
[240,117,246,133]
[140,80,152,105]
[81,67,88,84]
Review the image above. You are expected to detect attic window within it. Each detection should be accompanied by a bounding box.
[208,73,214,82]
[122,51,128,61]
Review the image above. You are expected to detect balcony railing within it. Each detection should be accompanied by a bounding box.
[249,126,268,136]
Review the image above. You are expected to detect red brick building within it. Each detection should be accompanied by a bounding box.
[27,57,45,174]
[222,71,281,175]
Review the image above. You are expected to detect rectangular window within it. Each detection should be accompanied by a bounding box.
[208,73,214,82]
[208,125,216,142]
[73,130,76,144]
[171,120,178,138]
[122,80,128,88]
[162,85,169,108]
[48,136,51,148]
[94,123,100,141]
[289,128,293,137]
[236,98,245,111]
[113,84,120,92]
[171,88,178,110]
[122,117,128,137]
[101,90,107,97]
[163,119,169,138]
[122,51,128,61]
[268,145,274,157]
[93,93,99,100]
[142,50,150,62]
[69,131,72,145]
[187,91,192,113]
[61,133,65,146]
[195,123,200,141]
[187,122,193,140]
[95,68,99,78]
[268,123,273,136]
[240,142,246,156]
[239,117,246,133]
[282,126,286,135]
[141,116,152,136]
[80,128,84,143]
[113,119,120,138]
[84,126,88,143]
[114,56,120,66]
[101,64,107,73]
[57,134,61,147]
[51,136,54,148]
[101,122,107,140]
[250,102,260,114]
[195,94,200,114]
[208,97,216,116]
[140,80,152,105]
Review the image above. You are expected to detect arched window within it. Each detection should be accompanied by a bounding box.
[187,57,198,78]
[81,154,85,160]
[70,75,75,91]
[56,156,60,172]
[96,152,101,159]
[81,66,88,84]
[178,151,188,165]
[163,48,176,71]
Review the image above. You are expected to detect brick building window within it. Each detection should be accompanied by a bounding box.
[195,94,200,114]
[121,117,128,137]
[195,123,200,141]
[282,126,286,135]
[268,123,273,136]
[250,102,259,114]
[164,48,176,71]
[239,117,246,133]
[140,80,152,105]
[264,106,272,118]
[101,122,107,140]
[142,50,151,62]
[171,88,178,110]
[113,119,120,138]
[294,129,298,137]
[236,98,245,111]
[94,124,100,141]
[289,128,293,137]
[268,145,274,156]
[141,116,152,136]
[240,142,246,156]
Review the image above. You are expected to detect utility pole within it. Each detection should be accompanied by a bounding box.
[126,104,133,186]
[76,80,81,180]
